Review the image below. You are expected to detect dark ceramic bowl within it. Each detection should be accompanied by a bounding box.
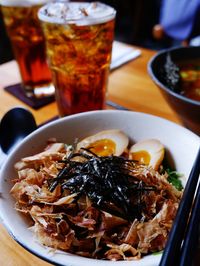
[148,46,200,135]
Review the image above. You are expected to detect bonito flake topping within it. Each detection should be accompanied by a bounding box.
[10,131,182,261]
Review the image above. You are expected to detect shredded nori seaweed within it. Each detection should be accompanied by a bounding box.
[48,148,156,221]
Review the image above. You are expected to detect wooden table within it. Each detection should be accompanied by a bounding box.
[0,45,182,266]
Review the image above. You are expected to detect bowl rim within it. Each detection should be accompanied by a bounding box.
[148,45,200,107]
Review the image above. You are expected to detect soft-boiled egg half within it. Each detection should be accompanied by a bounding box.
[129,139,165,170]
[76,129,129,156]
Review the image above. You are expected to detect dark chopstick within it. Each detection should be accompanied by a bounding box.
[159,147,200,266]
[179,175,200,266]
[106,100,130,111]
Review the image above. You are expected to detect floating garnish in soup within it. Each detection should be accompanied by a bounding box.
[10,130,183,261]
[179,61,200,101]
[162,54,200,102]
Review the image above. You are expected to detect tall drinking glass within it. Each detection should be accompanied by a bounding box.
[38,1,116,116]
[1,0,53,98]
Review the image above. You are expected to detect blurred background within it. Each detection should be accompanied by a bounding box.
[1,0,200,64]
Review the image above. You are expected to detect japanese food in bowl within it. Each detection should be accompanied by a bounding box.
[179,60,200,101]
[10,129,183,261]
[161,54,200,102]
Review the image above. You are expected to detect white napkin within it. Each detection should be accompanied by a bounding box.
[110,41,141,70]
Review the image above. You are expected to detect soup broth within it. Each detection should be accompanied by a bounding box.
[179,59,200,101]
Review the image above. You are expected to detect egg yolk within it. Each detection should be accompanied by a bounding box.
[130,150,151,165]
[87,139,116,156]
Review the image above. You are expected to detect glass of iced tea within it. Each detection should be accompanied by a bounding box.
[1,0,54,98]
[38,1,116,116]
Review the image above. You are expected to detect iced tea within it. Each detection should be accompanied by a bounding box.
[1,0,53,97]
[38,2,116,116]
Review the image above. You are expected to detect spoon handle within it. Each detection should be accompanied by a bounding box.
[0,148,7,168]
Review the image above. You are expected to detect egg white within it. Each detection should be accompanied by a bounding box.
[129,139,165,170]
[76,129,129,156]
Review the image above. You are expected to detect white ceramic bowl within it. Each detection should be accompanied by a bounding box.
[0,110,199,266]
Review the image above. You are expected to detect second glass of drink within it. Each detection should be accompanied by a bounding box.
[1,0,54,98]
[38,1,116,116]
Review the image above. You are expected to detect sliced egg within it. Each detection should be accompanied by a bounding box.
[76,129,129,156]
[129,139,165,170]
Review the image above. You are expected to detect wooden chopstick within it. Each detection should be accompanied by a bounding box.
[159,147,200,266]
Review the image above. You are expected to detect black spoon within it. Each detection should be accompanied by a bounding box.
[0,107,37,154]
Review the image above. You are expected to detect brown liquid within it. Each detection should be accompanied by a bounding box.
[179,60,200,102]
[41,19,115,116]
[1,5,52,95]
